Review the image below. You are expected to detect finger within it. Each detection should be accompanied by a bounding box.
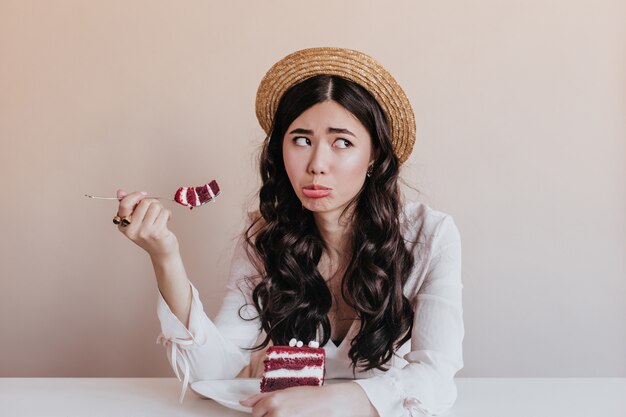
[120,198,158,233]
[142,201,162,226]
[116,189,128,199]
[117,191,148,217]
[153,208,171,230]
[240,392,266,407]
[250,400,270,417]
[250,394,279,417]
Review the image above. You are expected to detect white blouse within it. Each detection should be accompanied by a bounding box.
[156,201,464,417]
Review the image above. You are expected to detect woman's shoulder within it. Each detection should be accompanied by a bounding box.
[400,201,461,250]
[400,202,462,294]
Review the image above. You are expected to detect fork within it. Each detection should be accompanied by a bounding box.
[84,194,178,202]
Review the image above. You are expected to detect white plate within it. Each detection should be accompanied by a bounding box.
[191,379,353,413]
[191,379,259,412]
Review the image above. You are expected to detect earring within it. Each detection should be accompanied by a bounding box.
[366,166,374,178]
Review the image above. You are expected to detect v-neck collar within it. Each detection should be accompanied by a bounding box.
[328,318,358,349]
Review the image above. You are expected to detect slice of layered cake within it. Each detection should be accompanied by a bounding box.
[260,339,325,393]
[174,180,220,209]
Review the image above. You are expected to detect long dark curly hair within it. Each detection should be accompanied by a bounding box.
[244,75,415,372]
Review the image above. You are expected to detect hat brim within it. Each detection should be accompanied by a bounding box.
[255,47,416,164]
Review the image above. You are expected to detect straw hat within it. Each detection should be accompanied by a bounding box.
[255,47,416,164]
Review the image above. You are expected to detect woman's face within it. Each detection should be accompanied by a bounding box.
[282,100,373,219]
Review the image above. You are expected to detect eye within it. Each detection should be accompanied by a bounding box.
[293,137,311,147]
[334,138,352,149]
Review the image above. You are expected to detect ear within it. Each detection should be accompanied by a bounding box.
[367,154,378,178]
[369,148,380,167]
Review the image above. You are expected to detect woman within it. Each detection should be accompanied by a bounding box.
[114,48,463,417]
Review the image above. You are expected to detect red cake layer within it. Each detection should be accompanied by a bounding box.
[186,188,197,206]
[264,357,324,371]
[195,185,209,203]
[267,346,323,355]
[260,377,322,393]
[208,179,220,196]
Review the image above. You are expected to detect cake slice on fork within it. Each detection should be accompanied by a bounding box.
[174,180,220,209]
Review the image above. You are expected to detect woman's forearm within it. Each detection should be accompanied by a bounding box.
[151,252,192,328]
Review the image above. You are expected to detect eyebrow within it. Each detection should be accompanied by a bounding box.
[328,127,356,137]
[288,127,356,137]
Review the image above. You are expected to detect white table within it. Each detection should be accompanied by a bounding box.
[0,378,624,417]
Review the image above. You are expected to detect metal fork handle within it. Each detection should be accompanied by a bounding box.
[84,194,176,202]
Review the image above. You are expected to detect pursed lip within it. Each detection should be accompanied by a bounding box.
[303,184,332,191]
[302,184,332,198]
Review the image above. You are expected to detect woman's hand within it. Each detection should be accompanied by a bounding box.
[115,189,179,260]
[240,382,379,417]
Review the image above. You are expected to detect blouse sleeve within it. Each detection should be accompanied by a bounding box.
[155,233,262,401]
[354,216,464,417]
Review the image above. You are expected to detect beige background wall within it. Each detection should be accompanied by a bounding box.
[1,0,624,377]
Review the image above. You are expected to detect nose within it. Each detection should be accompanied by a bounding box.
[308,143,329,175]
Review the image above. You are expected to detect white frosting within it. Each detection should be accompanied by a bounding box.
[267,351,324,360]
[206,183,216,199]
[289,338,297,347]
[308,341,320,348]
[264,366,324,379]
[177,188,189,205]
[296,340,303,348]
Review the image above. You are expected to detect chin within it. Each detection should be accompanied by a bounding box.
[301,199,334,213]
